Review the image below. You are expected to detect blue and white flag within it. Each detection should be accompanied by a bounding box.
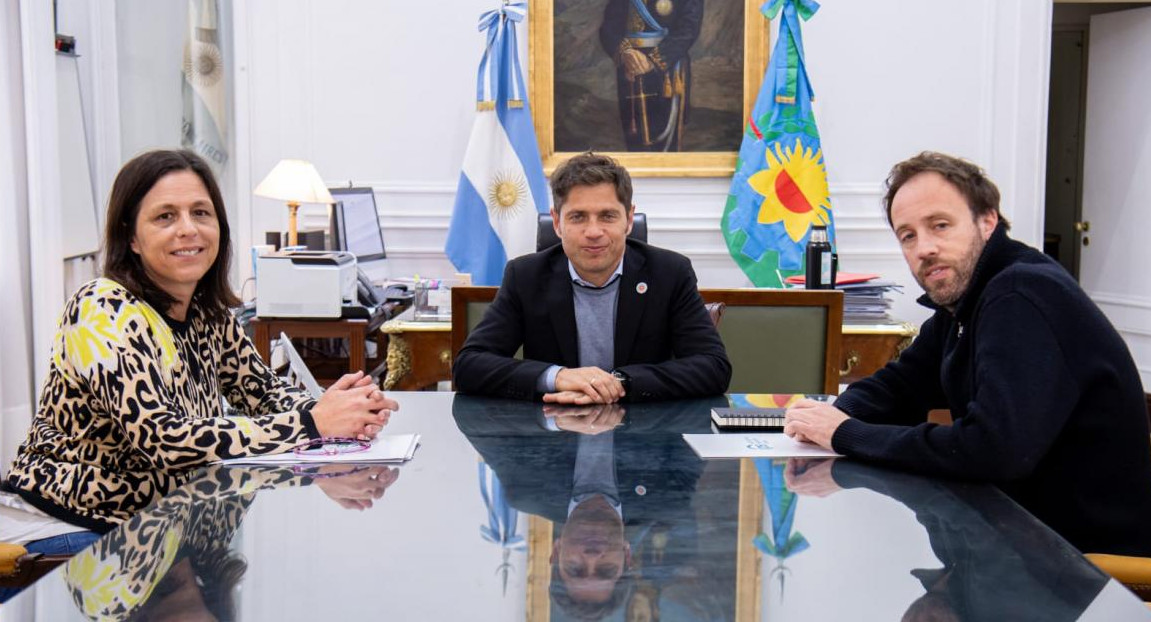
[445,2,550,286]
[181,0,228,170]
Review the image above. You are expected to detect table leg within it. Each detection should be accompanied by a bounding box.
[348,323,366,374]
[254,320,272,365]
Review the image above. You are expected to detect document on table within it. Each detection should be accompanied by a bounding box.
[682,433,841,459]
[218,434,421,465]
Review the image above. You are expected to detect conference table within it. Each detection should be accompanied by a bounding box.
[6,392,1149,620]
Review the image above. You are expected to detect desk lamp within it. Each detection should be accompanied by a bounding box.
[254,159,333,247]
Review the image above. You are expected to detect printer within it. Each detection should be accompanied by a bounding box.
[256,250,356,318]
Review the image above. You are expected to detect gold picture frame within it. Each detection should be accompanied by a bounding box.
[528,0,770,178]
[522,461,763,621]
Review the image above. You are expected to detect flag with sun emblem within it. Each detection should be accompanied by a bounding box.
[445,2,550,286]
[181,0,228,170]
[722,0,833,287]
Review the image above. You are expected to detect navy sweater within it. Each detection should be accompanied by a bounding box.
[833,225,1151,556]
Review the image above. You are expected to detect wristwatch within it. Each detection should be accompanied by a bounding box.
[610,369,631,393]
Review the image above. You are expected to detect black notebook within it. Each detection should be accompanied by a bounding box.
[711,394,834,431]
[711,407,786,431]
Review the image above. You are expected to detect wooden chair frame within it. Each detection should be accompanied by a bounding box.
[451,287,500,370]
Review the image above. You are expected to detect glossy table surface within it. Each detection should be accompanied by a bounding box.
[6,392,1148,621]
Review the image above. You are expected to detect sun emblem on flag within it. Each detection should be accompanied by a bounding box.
[748,138,832,243]
[183,40,224,88]
[486,171,528,220]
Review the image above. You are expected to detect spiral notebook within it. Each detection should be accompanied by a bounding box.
[711,394,834,431]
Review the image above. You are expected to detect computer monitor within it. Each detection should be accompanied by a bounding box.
[329,187,388,282]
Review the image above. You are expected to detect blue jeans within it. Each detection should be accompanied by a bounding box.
[24,530,102,555]
[0,531,101,602]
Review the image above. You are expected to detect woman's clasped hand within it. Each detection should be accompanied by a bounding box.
[311,371,399,441]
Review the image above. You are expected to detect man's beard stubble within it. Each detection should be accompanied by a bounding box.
[919,236,986,310]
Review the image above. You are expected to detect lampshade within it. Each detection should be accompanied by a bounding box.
[253,159,334,205]
[254,159,334,247]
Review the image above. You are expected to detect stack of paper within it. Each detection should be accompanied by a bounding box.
[839,279,903,322]
[218,434,421,465]
[784,272,903,322]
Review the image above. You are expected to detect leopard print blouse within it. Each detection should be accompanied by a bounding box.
[4,278,318,530]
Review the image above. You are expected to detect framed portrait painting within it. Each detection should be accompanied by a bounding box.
[529,0,769,177]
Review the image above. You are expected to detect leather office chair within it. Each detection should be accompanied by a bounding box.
[0,541,70,591]
[536,212,648,252]
[700,289,843,395]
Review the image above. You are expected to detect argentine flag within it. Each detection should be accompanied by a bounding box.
[181,0,228,170]
[445,2,549,286]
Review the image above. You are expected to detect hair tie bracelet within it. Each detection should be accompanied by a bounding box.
[292,437,371,458]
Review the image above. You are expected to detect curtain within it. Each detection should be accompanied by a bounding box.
[0,0,36,474]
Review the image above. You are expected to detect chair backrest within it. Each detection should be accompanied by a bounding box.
[452,287,523,389]
[451,286,499,363]
[700,289,843,395]
[536,212,648,252]
[277,332,323,399]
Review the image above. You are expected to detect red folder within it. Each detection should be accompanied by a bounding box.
[784,272,880,286]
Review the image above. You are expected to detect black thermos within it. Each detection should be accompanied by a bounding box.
[805,225,835,289]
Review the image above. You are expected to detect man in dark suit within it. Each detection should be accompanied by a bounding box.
[599,0,704,151]
[453,152,730,403]
[453,395,728,620]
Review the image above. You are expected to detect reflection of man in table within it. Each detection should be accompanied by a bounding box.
[787,459,1109,622]
[600,0,704,151]
[454,395,722,620]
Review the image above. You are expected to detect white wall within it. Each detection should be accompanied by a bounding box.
[104,0,1055,326]
[235,0,1052,327]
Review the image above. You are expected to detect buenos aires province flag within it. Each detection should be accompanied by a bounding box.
[722,0,834,287]
[446,2,549,286]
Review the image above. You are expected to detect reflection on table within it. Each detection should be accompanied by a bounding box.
[9,392,1148,621]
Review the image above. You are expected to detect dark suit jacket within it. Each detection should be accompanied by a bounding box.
[453,240,731,401]
[452,395,719,524]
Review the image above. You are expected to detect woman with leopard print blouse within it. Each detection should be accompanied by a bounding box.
[1,150,397,557]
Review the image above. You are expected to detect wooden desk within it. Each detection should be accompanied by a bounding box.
[840,322,918,384]
[380,318,451,391]
[250,317,382,386]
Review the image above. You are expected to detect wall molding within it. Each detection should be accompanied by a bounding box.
[308,246,905,260]
[1117,327,1151,339]
[330,180,886,198]
[1090,293,1151,311]
[300,212,897,234]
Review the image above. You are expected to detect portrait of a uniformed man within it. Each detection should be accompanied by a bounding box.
[552,0,745,153]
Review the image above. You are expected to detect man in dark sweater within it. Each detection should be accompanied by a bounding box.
[783,151,1151,556]
[454,152,730,403]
